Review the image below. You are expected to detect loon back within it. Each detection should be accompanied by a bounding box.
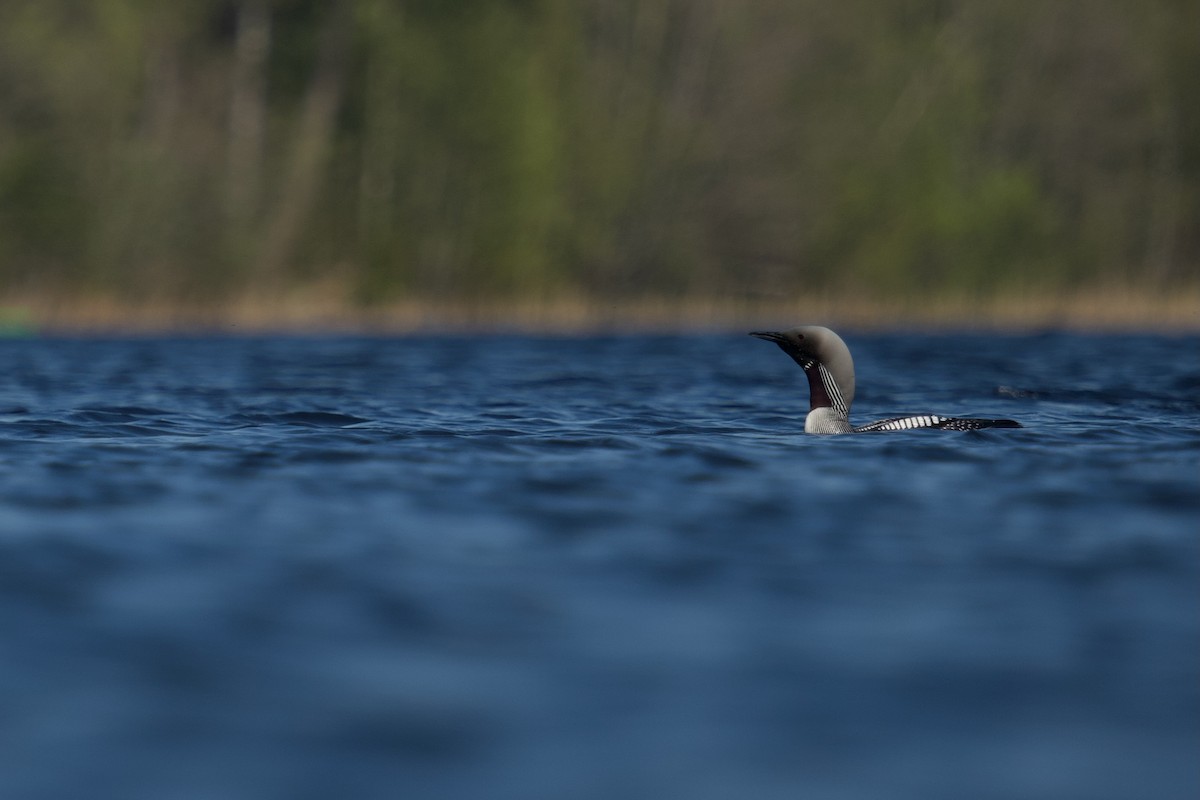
[750,326,1021,435]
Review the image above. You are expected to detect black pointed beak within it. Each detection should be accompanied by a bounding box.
[749,331,784,343]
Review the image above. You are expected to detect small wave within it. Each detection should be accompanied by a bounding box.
[533,433,640,452]
[230,410,372,427]
[8,418,92,437]
[512,374,610,390]
[995,386,1039,398]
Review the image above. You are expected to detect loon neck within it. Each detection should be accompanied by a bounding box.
[802,360,852,432]
[803,362,851,418]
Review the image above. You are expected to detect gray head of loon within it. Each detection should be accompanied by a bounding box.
[750,325,856,417]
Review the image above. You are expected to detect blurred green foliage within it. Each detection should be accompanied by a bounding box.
[0,0,1195,304]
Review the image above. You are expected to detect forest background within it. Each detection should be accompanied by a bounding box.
[0,0,1196,331]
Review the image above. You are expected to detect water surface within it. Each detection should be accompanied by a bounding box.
[1,331,1197,800]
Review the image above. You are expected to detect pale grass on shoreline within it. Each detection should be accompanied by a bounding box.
[3,285,1198,336]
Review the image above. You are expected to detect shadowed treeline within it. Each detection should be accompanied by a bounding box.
[0,0,1196,324]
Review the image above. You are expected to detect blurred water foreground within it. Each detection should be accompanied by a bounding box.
[0,332,1197,800]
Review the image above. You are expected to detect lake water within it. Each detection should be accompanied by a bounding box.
[1,331,1197,800]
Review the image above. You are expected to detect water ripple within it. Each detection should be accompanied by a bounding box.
[0,332,1196,800]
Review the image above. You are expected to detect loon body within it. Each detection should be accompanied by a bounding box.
[750,326,1020,434]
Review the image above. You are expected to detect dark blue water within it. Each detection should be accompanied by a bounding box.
[1,331,1197,800]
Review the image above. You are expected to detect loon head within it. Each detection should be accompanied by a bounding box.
[750,325,856,418]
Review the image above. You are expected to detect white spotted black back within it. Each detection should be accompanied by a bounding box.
[853,415,1020,433]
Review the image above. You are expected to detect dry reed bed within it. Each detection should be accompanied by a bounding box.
[5,286,1198,335]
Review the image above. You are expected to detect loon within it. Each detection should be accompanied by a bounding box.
[750,326,1021,434]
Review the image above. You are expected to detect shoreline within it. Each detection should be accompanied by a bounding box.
[3,287,1198,336]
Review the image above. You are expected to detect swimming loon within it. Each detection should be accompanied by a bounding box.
[750,326,1021,434]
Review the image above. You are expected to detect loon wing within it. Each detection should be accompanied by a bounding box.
[853,415,1021,432]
